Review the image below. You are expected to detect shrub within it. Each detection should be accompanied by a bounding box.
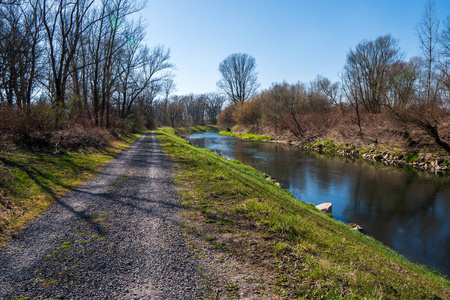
[232,99,262,127]
[217,105,237,130]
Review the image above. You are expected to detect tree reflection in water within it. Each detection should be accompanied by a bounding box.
[188,132,450,276]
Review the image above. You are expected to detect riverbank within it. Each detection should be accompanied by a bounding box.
[0,133,142,246]
[220,129,450,175]
[174,125,218,138]
[157,127,449,299]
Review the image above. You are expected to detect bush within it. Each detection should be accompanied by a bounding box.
[232,99,262,127]
[52,127,112,151]
[0,104,118,151]
[217,104,237,130]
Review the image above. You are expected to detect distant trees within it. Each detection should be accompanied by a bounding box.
[217,53,260,104]
[166,95,184,128]
[219,80,340,139]
[205,93,226,124]
[152,92,224,127]
[232,96,262,127]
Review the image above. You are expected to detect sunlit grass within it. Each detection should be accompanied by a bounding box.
[219,131,274,141]
[173,125,218,137]
[157,127,449,299]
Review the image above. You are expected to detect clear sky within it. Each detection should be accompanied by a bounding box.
[143,0,450,95]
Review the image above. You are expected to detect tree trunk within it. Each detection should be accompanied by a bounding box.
[425,124,450,154]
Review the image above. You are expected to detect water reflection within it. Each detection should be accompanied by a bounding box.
[188,132,450,276]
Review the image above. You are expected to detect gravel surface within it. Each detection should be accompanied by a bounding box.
[0,132,208,299]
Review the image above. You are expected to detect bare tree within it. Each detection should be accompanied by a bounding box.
[312,76,341,107]
[416,0,440,103]
[205,93,225,124]
[166,95,184,127]
[135,80,162,126]
[41,0,96,110]
[388,57,421,108]
[181,94,195,125]
[343,35,403,114]
[383,13,449,154]
[117,42,173,119]
[0,0,43,111]
[439,16,450,104]
[342,72,363,133]
[262,81,309,139]
[0,3,26,106]
[217,53,260,104]
[308,75,341,112]
[84,0,123,127]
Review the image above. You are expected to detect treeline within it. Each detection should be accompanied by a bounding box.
[0,0,186,149]
[218,2,450,154]
[151,88,225,128]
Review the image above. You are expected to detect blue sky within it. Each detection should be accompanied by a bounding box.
[143,0,450,95]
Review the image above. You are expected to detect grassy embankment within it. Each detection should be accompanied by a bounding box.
[220,130,274,141]
[174,125,218,137]
[0,133,142,246]
[157,127,449,299]
[220,129,450,171]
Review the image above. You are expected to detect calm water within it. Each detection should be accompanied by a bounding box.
[188,132,450,276]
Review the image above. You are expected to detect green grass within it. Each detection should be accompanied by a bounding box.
[156,127,449,299]
[0,133,141,245]
[219,131,274,141]
[404,152,420,163]
[314,139,339,151]
[174,125,218,137]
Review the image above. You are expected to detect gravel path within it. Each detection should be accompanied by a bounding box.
[0,132,207,299]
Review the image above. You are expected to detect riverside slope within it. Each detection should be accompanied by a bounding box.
[0,132,206,299]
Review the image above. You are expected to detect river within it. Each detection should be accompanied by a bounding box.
[187,131,450,276]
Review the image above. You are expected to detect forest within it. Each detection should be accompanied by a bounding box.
[0,0,226,151]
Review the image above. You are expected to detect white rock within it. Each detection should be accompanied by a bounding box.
[350,224,363,232]
[315,203,332,214]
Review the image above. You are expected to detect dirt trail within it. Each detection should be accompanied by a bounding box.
[0,132,207,299]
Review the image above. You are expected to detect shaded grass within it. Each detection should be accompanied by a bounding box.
[157,127,449,299]
[220,131,274,141]
[0,133,141,245]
